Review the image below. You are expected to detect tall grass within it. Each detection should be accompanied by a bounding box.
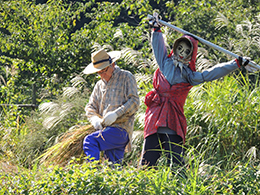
[185,72,260,167]
[0,105,28,165]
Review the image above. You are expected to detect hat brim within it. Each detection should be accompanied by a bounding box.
[83,51,121,75]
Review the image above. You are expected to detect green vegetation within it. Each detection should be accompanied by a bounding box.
[1,0,260,194]
[1,158,260,194]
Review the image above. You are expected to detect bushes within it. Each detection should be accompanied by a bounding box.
[1,156,259,194]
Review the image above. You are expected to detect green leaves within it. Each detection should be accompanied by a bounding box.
[1,158,259,194]
[0,0,89,99]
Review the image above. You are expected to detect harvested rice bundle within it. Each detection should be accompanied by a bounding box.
[38,125,95,166]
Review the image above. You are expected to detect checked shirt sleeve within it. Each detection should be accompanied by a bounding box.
[85,82,102,119]
[114,72,140,118]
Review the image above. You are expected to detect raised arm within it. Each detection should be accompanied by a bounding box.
[151,30,169,71]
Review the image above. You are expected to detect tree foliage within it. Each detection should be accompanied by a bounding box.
[1,0,259,104]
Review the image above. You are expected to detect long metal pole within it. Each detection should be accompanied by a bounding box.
[147,14,260,71]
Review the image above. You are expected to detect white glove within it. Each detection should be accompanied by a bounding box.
[103,111,118,126]
[89,116,103,130]
[149,12,161,28]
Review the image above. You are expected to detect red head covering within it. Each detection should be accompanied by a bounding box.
[168,34,198,72]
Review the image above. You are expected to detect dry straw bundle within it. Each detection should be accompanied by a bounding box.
[38,125,96,166]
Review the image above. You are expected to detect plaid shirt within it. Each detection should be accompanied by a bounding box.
[85,66,140,151]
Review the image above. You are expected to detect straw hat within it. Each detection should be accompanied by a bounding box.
[83,49,121,74]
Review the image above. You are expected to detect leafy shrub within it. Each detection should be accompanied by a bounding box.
[1,155,259,194]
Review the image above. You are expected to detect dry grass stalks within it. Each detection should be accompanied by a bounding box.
[0,160,19,174]
[38,125,96,167]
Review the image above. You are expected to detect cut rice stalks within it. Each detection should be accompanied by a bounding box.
[38,125,96,167]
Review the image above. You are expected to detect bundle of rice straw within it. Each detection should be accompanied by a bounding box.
[38,125,96,166]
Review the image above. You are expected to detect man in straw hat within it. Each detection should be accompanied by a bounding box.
[82,48,140,164]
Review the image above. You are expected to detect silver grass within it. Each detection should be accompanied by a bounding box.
[235,21,255,54]
[121,48,142,67]
[135,112,145,129]
[236,20,253,38]
[135,73,153,84]
[42,116,61,130]
[213,13,260,61]
[137,60,152,69]
[101,44,114,52]
[0,75,6,86]
[40,100,77,130]
[71,75,87,88]
[39,102,59,115]
[245,146,257,161]
[215,12,229,30]
[114,28,123,39]
[198,162,217,176]
[91,42,103,52]
[42,104,74,130]
[235,17,260,56]
[150,58,160,70]
[62,87,80,98]
[196,49,213,72]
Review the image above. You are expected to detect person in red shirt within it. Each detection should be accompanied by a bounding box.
[141,13,253,167]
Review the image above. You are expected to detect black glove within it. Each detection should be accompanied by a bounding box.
[237,56,249,67]
[237,56,258,73]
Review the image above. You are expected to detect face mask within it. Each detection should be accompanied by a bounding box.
[175,41,191,60]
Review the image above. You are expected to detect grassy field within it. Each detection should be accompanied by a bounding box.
[1,74,260,194]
